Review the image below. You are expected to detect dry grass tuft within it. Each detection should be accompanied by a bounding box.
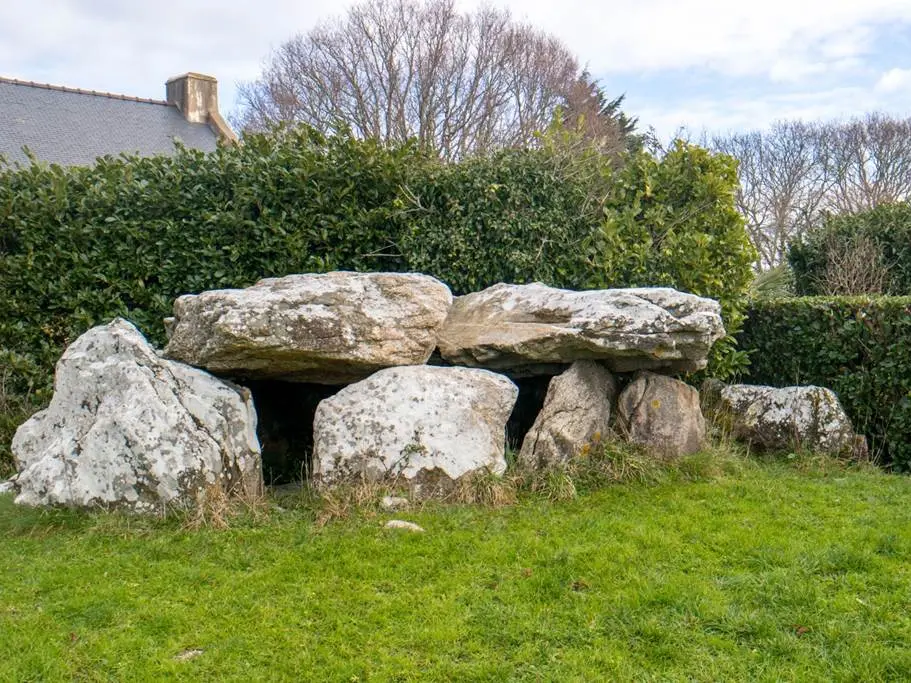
[525,467,578,502]
[182,481,269,531]
[511,430,755,500]
[771,447,880,476]
[312,479,385,528]
[184,484,232,531]
[452,470,518,507]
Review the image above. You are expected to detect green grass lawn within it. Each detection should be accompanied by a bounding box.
[1,459,909,681]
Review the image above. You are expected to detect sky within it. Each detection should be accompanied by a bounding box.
[3,0,911,139]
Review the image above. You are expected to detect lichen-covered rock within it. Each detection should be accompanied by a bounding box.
[616,371,706,457]
[518,361,616,468]
[312,366,517,496]
[437,283,724,374]
[12,319,262,512]
[712,383,856,455]
[164,272,453,383]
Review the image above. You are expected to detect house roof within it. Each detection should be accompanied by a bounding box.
[0,77,219,167]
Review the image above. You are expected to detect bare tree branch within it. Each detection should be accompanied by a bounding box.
[713,114,911,269]
[233,0,621,160]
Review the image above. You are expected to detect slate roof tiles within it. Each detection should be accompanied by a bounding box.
[0,77,219,167]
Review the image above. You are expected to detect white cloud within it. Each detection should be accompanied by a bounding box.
[635,81,911,140]
[458,0,911,81]
[875,67,911,93]
[768,60,828,84]
[2,0,911,132]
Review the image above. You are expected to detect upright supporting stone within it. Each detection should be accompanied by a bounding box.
[616,371,706,457]
[12,319,262,512]
[518,361,616,468]
[312,365,518,497]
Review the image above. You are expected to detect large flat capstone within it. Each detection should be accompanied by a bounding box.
[11,319,262,513]
[164,272,453,383]
[437,283,725,374]
[312,366,518,495]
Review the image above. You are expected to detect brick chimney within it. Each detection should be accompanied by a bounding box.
[165,72,237,142]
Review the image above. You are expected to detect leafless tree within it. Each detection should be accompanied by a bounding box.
[712,114,911,269]
[712,121,829,269]
[818,232,893,295]
[234,0,594,160]
[820,113,911,214]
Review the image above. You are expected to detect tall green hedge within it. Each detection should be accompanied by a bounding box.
[397,147,608,294]
[1,128,419,395]
[0,127,754,401]
[789,202,911,295]
[739,297,911,470]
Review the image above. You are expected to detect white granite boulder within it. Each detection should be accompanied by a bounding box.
[164,272,453,383]
[437,283,724,374]
[616,371,706,457]
[518,361,617,468]
[711,383,856,455]
[11,319,262,512]
[312,365,517,495]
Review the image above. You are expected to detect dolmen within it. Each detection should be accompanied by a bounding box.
[3,271,860,513]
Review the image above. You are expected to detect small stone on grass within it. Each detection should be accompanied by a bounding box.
[174,648,204,662]
[384,520,425,532]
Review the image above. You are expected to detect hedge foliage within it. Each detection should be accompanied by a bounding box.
[395,145,610,294]
[789,202,911,295]
[1,134,386,394]
[739,297,911,470]
[0,127,755,401]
